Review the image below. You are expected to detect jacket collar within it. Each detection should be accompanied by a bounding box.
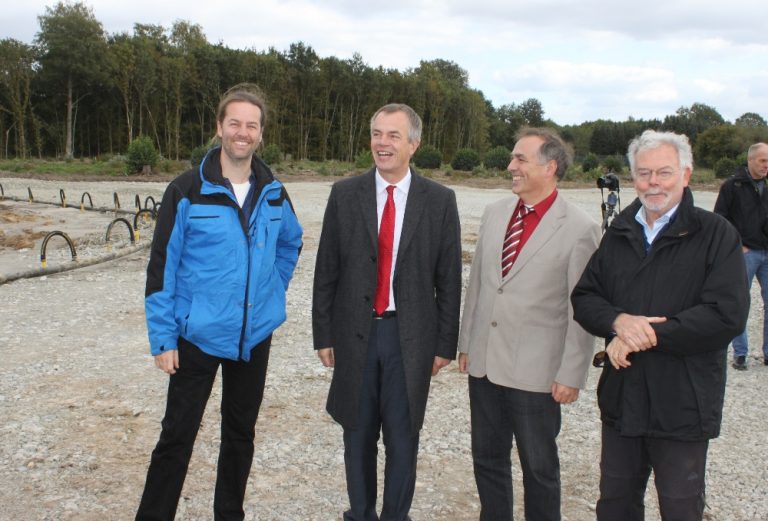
[198,146,275,197]
[613,187,699,240]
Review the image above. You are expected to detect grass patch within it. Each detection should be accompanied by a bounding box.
[0,157,190,177]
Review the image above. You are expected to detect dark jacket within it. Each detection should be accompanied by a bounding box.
[571,188,748,441]
[714,165,768,250]
[312,169,462,435]
[145,147,303,361]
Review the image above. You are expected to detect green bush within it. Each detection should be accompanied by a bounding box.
[483,146,511,171]
[354,150,373,169]
[260,143,282,165]
[602,155,625,174]
[413,144,442,169]
[126,136,159,175]
[451,148,481,172]
[714,157,738,179]
[190,145,211,168]
[581,153,599,172]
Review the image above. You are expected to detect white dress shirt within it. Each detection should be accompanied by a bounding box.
[375,169,411,311]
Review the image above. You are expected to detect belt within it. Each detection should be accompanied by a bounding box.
[372,310,397,319]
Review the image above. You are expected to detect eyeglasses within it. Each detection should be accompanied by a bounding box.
[634,168,678,181]
[592,351,606,368]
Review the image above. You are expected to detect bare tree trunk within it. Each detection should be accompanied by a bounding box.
[65,74,74,158]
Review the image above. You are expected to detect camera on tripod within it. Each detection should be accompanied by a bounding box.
[597,172,620,232]
[597,172,620,192]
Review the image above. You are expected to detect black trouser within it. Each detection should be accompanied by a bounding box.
[597,423,708,521]
[343,316,418,521]
[469,376,562,521]
[136,336,271,521]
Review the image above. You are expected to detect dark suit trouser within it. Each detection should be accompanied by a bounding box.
[596,424,708,521]
[343,316,418,521]
[136,336,271,521]
[469,376,562,521]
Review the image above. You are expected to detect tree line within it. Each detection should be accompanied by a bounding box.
[1,1,766,169]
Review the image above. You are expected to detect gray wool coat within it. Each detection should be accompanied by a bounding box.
[312,168,462,435]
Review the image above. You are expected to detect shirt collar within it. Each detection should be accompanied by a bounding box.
[518,188,558,215]
[375,169,412,195]
[635,202,680,230]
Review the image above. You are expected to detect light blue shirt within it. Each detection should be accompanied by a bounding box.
[635,203,680,245]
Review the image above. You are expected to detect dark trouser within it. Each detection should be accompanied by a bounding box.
[596,423,708,521]
[343,316,418,521]
[469,375,562,521]
[136,336,271,521]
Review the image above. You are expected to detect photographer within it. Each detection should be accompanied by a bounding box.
[714,142,768,370]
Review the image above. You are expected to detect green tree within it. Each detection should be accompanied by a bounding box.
[451,148,480,171]
[413,144,442,169]
[735,112,767,128]
[662,102,724,144]
[581,153,599,172]
[694,125,747,167]
[518,98,544,127]
[35,1,108,158]
[0,39,36,157]
[126,134,159,174]
[483,146,510,170]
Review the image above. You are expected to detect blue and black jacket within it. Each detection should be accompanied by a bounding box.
[145,147,303,361]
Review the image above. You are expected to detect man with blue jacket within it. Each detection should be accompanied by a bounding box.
[136,84,303,521]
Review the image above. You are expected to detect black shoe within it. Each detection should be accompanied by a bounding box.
[764,358,768,366]
[732,356,747,370]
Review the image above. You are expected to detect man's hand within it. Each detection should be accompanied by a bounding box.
[742,245,750,254]
[432,356,451,376]
[612,312,667,352]
[154,350,179,375]
[606,336,635,370]
[551,382,579,404]
[317,347,335,368]
[458,353,469,373]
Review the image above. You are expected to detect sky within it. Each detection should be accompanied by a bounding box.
[3,0,766,126]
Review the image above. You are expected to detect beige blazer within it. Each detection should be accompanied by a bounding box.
[458,193,600,392]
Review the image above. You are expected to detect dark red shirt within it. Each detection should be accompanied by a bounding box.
[515,189,558,254]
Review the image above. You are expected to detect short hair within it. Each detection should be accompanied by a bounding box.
[515,127,573,180]
[217,83,267,127]
[627,130,693,175]
[370,103,422,143]
[748,142,768,159]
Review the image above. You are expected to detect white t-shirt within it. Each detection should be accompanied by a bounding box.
[231,180,251,208]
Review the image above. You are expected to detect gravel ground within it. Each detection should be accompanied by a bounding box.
[0,177,765,521]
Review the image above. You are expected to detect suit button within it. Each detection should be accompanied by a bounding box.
[491,321,498,327]
[497,288,503,294]
[364,296,370,302]
[356,333,364,340]
[370,256,376,263]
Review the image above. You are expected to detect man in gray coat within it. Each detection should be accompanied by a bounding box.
[312,103,462,521]
[459,128,600,520]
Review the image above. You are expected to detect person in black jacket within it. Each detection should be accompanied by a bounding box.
[714,142,768,369]
[571,130,749,521]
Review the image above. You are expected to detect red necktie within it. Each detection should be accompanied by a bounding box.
[374,185,396,315]
[501,205,531,277]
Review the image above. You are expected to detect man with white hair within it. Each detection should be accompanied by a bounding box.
[571,130,748,520]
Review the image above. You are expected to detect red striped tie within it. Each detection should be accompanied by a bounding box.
[374,185,396,315]
[501,205,531,277]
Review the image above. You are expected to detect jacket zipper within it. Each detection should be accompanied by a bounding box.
[236,182,280,360]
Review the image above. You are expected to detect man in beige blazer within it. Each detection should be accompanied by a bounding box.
[458,127,600,521]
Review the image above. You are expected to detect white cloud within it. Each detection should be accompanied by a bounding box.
[2,0,765,125]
